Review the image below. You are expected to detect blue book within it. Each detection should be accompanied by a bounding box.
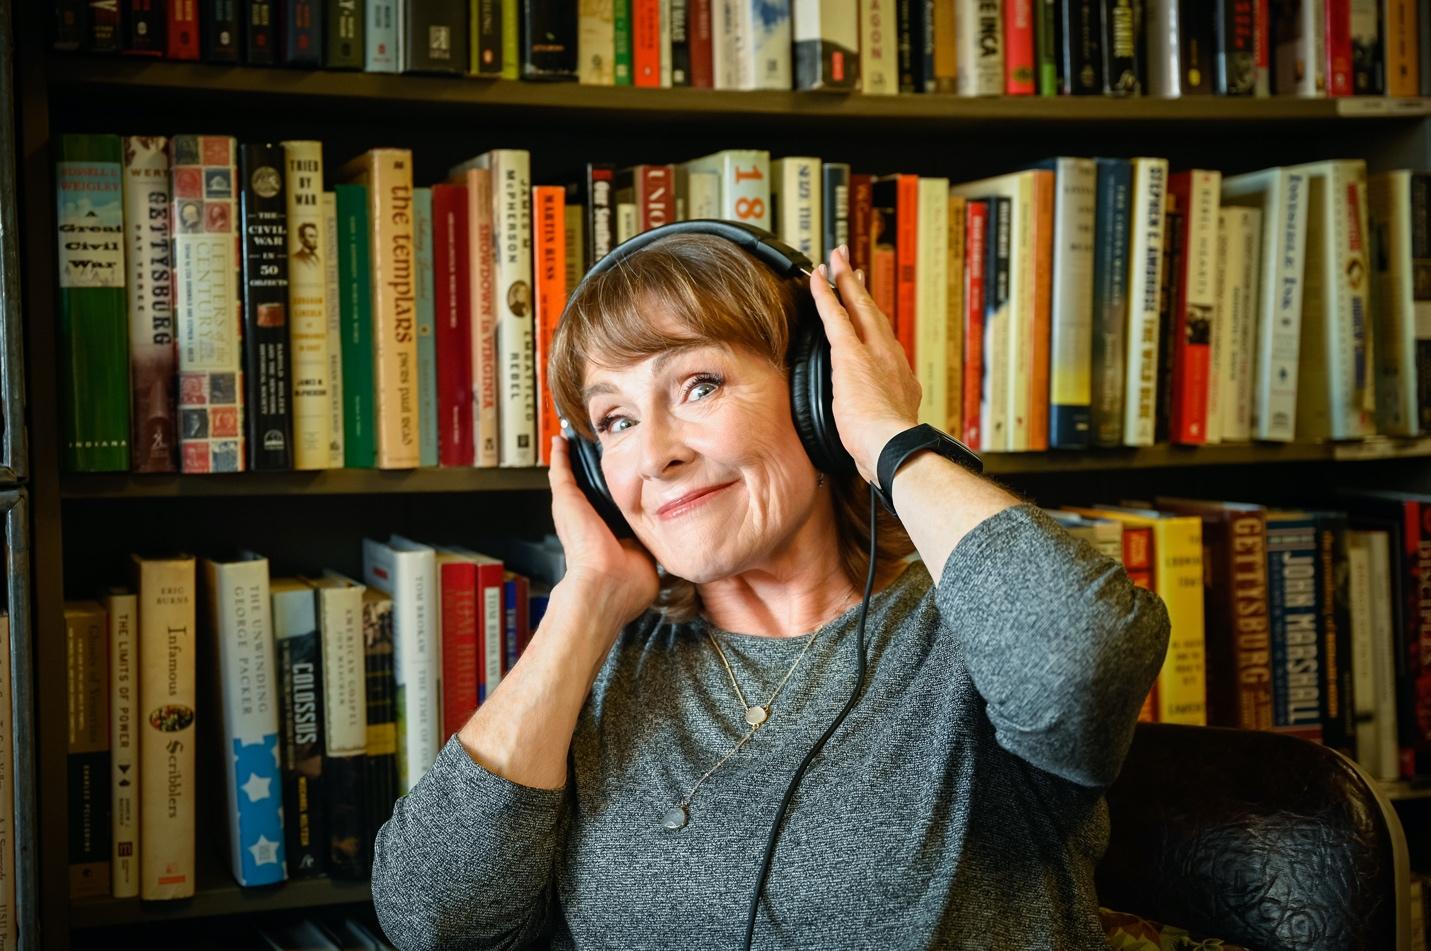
[1091,158,1132,447]
[503,576,521,674]
[1265,513,1323,743]
[413,188,439,468]
[365,0,399,72]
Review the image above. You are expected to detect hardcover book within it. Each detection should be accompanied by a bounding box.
[122,136,178,473]
[272,579,327,878]
[64,601,110,898]
[283,141,334,470]
[238,142,294,471]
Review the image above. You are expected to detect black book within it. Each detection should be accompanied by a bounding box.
[670,0,691,85]
[324,0,365,68]
[822,163,850,269]
[203,0,242,62]
[1214,0,1256,93]
[1056,0,1104,93]
[123,0,165,56]
[1099,0,1139,93]
[1153,201,1181,445]
[473,0,504,75]
[585,162,617,269]
[1177,0,1215,94]
[54,0,86,50]
[404,0,468,74]
[85,0,121,51]
[1315,513,1355,757]
[238,143,294,471]
[361,590,396,869]
[245,0,276,64]
[284,0,323,65]
[1350,5,1383,94]
[274,580,327,878]
[521,0,578,79]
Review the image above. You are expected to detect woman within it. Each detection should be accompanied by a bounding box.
[371,235,1170,949]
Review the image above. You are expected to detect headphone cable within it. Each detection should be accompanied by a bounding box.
[740,483,880,951]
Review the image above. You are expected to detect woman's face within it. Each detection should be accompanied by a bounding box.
[581,331,822,583]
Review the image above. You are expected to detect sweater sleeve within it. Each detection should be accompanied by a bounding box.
[934,504,1171,788]
[371,734,569,951]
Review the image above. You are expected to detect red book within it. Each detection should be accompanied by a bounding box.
[895,174,919,369]
[1325,0,1353,96]
[1255,0,1269,89]
[849,174,873,277]
[1027,171,1054,452]
[438,558,479,738]
[633,0,662,87]
[962,200,987,451]
[1003,0,1037,94]
[1165,171,1219,445]
[167,0,200,59]
[1120,525,1157,721]
[533,185,567,466]
[502,572,530,676]
[432,184,474,467]
[689,0,714,87]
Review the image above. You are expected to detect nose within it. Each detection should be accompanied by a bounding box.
[635,409,695,482]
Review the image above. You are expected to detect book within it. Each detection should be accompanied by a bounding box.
[203,1,241,62]
[167,0,201,59]
[1090,157,1131,447]
[915,177,950,432]
[945,192,966,434]
[1122,157,1169,447]
[1367,171,1420,436]
[579,0,617,83]
[1265,512,1324,743]
[283,140,334,470]
[503,572,531,675]
[134,554,197,899]
[307,575,368,879]
[447,164,498,466]
[335,184,376,468]
[1034,157,1096,449]
[104,589,138,897]
[405,0,468,74]
[246,0,278,65]
[413,188,440,468]
[64,601,110,898]
[435,552,480,737]
[122,136,177,473]
[202,554,288,887]
[793,0,860,90]
[56,134,130,473]
[322,192,346,468]
[272,579,327,878]
[1347,527,1401,779]
[444,548,506,702]
[238,142,294,472]
[432,183,474,467]
[283,0,322,64]
[1165,169,1221,445]
[770,157,822,264]
[325,0,365,68]
[1101,0,1139,92]
[359,587,397,866]
[860,0,898,93]
[1209,206,1262,442]
[0,612,13,944]
[1313,512,1354,754]
[681,150,772,230]
[822,162,852,270]
[1216,0,1257,92]
[521,0,578,78]
[533,185,567,466]
[366,0,400,71]
[1057,0,1104,93]
[962,198,988,448]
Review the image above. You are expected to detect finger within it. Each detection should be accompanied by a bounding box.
[808,262,864,346]
[830,245,896,345]
[547,433,580,493]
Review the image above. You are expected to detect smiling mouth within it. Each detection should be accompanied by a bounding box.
[656,482,738,519]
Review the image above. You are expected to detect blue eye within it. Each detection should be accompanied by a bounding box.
[686,373,723,401]
[595,415,633,435]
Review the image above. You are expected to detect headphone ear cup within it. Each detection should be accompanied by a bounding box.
[789,294,856,478]
[562,423,636,539]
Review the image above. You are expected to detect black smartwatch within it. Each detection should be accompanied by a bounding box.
[874,424,984,517]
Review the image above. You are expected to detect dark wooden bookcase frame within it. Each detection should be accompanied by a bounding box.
[9,0,1431,946]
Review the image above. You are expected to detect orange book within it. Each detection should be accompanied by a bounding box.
[632,0,661,87]
[1385,0,1420,96]
[895,174,919,368]
[1027,171,1054,451]
[533,186,566,466]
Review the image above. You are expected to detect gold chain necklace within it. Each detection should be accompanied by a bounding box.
[661,623,828,831]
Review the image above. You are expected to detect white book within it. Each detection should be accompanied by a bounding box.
[1210,207,1263,443]
[578,0,616,84]
[660,0,674,86]
[1367,171,1420,436]
[1122,157,1169,446]
[1348,529,1401,781]
[712,0,742,88]
[365,0,399,72]
[1221,167,1308,441]
[202,554,287,887]
[685,171,721,219]
[309,576,368,759]
[1042,158,1097,448]
[954,0,1002,95]
[616,203,638,243]
[105,590,139,898]
[363,536,440,792]
[859,0,897,94]
[915,178,949,430]
[282,141,332,471]
[746,0,792,89]
[1289,160,1374,440]
[322,191,345,468]
[682,150,772,231]
[794,0,858,91]
[770,157,823,263]
[1174,169,1222,443]
[454,150,536,467]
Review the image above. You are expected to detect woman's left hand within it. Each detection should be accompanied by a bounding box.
[809,244,923,485]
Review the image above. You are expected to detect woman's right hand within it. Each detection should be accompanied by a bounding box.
[548,434,660,631]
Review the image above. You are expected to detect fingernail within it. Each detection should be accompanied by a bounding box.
[816,262,828,277]
[838,243,850,261]
[855,268,865,285]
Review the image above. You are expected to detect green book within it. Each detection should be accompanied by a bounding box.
[412,188,438,468]
[613,0,632,85]
[55,134,130,472]
[501,0,519,79]
[336,184,376,469]
[1036,0,1057,96]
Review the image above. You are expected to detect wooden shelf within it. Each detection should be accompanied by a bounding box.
[1380,780,1431,802]
[56,437,1431,498]
[44,55,1431,129]
[68,874,372,930]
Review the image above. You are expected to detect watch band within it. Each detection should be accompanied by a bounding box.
[874,424,984,517]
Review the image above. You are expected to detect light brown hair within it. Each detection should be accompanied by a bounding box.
[549,233,914,622]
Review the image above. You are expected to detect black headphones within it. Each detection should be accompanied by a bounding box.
[557,219,855,539]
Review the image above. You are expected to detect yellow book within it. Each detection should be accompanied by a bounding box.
[132,555,197,900]
[337,149,420,469]
[282,140,333,470]
[1066,507,1207,725]
[64,601,109,899]
[945,193,966,435]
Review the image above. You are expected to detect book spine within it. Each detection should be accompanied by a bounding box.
[986,195,1012,450]
[1168,170,1220,445]
[1216,0,1257,92]
[637,164,677,232]
[283,144,334,471]
[124,0,165,55]
[440,563,479,737]
[1059,0,1104,93]
[849,172,872,276]
[326,0,365,67]
[523,0,578,78]
[963,199,987,449]
[122,136,177,473]
[1223,512,1275,730]
[1023,173,1053,452]
[56,135,130,473]
[54,1,84,50]
[274,588,326,877]
[1047,159,1095,449]
[477,564,505,702]
[1326,0,1353,94]
[1254,0,1270,92]
[689,0,714,85]
[284,0,322,63]
[433,184,474,467]
[1151,518,1207,725]
[166,0,202,58]
[632,0,661,85]
[413,188,439,468]
[502,574,529,675]
[464,168,499,467]
[487,152,536,467]
[1155,198,1183,445]
[245,0,277,64]
[321,194,346,467]
[1004,0,1036,91]
[711,150,771,230]
[202,0,241,62]
[134,556,197,899]
[65,603,110,898]
[894,175,919,369]
[366,0,400,70]
[1100,0,1138,91]
[473,0,505,74]
[314,582,367,879]
[795,0,860,90]
[613,0,634,82]
[743,0,792,88]
[1034,0,1057,92]
[1091,158,1131,446]
[172,135,245,474]
[861,0,897,93]
[915,178,949,431]
[1368,172,1418,436]
[822,163,851,268]
[1411,175,1431,435]
[534,186,566,466]
[1349,0,1381,92]
[204,558,287,886]
[106,592,139,897]
[1401,501,1431,776]
[1121,158,1168,446]
[86,0,122,50]
[1384,0,1418,95]
[579,0,617,83]
[503,0,522,78]
[1316,514,1355,754]
[1252,171,1307,440]
[239,143,294,472]
[1267,517,1324,742]
[336,184,376,468]
[407,0,467,73]
[771,159,820,262]
[946,194,966,434]
[361,592,396,868]
[1178,0,1215,92]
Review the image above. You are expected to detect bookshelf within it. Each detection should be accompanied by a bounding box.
[12,2,1431,948]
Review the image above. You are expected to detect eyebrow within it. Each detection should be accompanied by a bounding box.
[579,341,720,407]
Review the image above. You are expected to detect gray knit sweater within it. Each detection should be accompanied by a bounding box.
[371,505,1170,950]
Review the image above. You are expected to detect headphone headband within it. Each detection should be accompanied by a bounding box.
[577,218,817,287]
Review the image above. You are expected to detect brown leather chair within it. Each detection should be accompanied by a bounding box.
[1097,722,1414,951]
